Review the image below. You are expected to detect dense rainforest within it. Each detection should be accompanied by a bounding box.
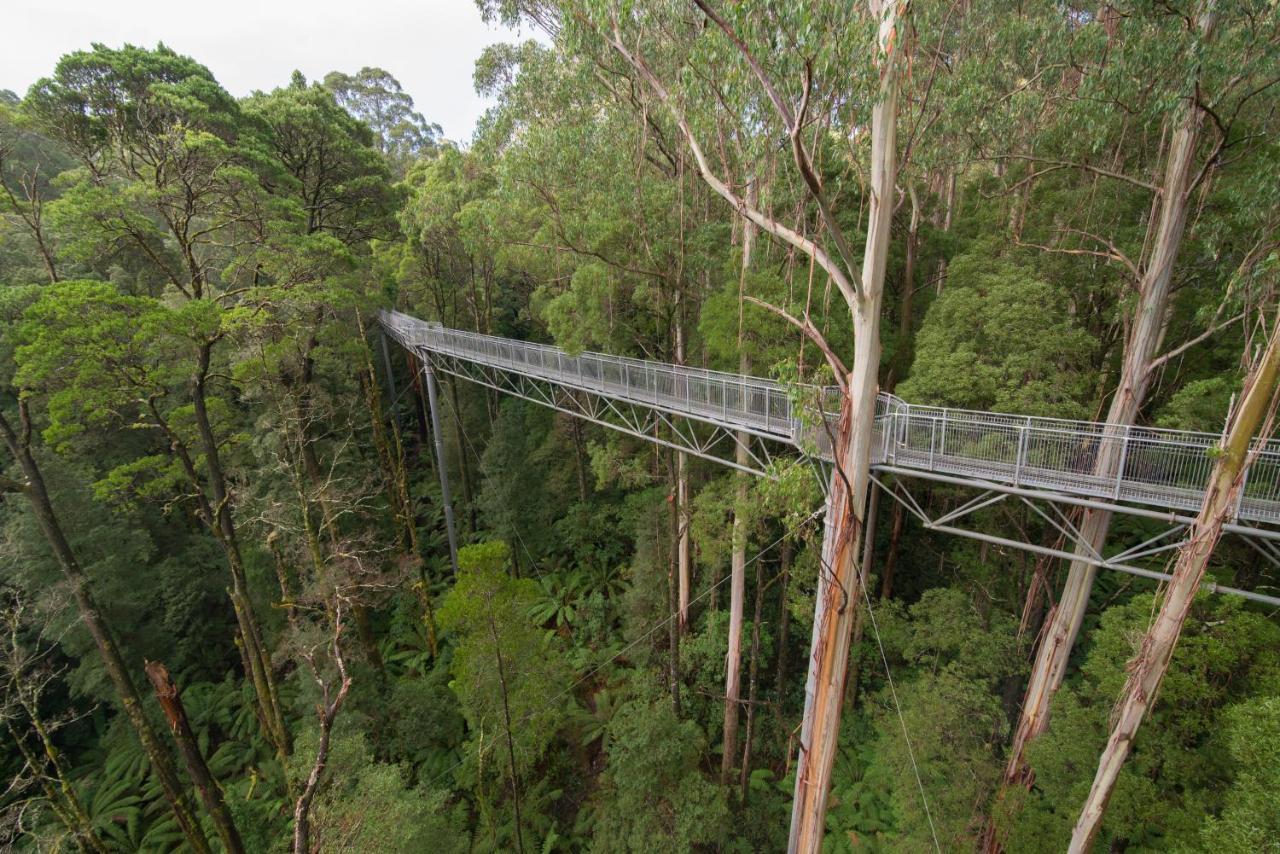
[2,1,1280,851]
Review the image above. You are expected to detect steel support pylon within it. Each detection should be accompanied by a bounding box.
[422,356,460,576]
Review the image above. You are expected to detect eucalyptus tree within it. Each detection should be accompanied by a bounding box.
[955,2,1280,795]
[1071,317,1279,849]
[477,2,911,849]
[323,67,442,175]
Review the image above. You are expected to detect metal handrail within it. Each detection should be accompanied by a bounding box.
[380,310,800,441]
[379,311,1280,525]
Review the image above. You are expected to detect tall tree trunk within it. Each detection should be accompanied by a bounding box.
[569,411,589,503]
[405,350,432,453]
[1006,2,1219,792]
[193,343,289,762]
[145,661,245,854]
[667,452,683,716]
[723,182,757,784]
[1070,318,1278,851]
[789,4,900,846]
[773,536,793,726]
[446,376,478,533]
[879,501,905,600]
[844,484,881,710]
[889,185,920,389]
[0,408,212,854]
[675,305,692,634]
[739,552,767,800]
[489,613,526,854]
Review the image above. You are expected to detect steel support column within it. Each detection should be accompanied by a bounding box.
[378,330,399,417]
[422,356,460,576]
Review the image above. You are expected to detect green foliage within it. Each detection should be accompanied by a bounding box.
[899,246,1098,418]
[1006,594,1280,851]
[440,541,572,786]
[587,697,729,852]
[289,727,469,852]
[1199,695,1280,853]
[3,8,1279,852]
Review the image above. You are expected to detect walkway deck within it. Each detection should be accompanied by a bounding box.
[380,310,1280,526]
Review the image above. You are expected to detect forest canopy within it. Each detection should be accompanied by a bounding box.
[2,1,1279,852]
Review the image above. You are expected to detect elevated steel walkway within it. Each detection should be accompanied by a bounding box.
[380,309,1280,603]
[381,309,1280,525]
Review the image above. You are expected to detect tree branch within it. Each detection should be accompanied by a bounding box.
[1145,311,1245,377]
[985,154,1160,193]
[605,18,861,309]
[691,0,864,282]
[744,296,849,391]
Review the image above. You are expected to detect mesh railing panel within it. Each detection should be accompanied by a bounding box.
[382,313,1280,525]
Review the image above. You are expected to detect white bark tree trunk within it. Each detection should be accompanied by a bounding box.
[1069,318,1278,852]
[788,3,899,849]
[1006,0,1219,786]
[723,182,756,783]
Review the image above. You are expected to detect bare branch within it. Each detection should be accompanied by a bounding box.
[605,17,862,309]
[985,154,1160,193]
[1146,311,1245,376]
[745,295,849,390]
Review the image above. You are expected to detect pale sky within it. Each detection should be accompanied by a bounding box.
[1,0,536,143]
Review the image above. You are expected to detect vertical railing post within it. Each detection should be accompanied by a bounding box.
[938,408,948,459]
[1113,424,1132,499]
[928,416,937,469]
[1014,416,1031,486]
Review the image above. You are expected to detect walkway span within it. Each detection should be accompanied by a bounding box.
[379,310,1280,527]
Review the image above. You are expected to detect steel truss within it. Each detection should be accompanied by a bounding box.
[870,465,1280,607]
[378,311,1280,607]
[416,347,789,478]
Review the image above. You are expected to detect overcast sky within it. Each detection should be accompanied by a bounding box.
[1,0,536,143]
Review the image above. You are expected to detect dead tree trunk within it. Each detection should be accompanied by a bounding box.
[1070,318,1278,851]
[145,662,245,854]
[1007,1,1220,789]
[293,604,353,854]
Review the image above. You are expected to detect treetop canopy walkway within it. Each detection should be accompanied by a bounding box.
[381,309,1280,528]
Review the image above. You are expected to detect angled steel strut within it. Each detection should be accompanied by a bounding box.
[377,309,1280,603]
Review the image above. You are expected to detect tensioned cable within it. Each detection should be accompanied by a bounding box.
[398,351,936,846]
[420,505,825,791]
[828,548,941,852]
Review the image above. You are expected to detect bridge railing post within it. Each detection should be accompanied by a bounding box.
[1014,416,1032,486]
[1113,424,1132,499]
[928,415,937,469]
